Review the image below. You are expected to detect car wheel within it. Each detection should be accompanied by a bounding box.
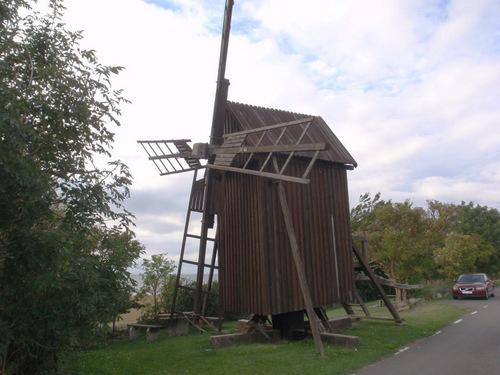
[453,295,458,300]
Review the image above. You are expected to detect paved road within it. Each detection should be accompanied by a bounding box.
[351,297,500,375]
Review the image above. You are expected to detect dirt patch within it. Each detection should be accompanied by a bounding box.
[115,308,144,327]
[114,296,153,327]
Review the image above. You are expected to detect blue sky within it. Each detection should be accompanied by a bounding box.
[59,0,500,266]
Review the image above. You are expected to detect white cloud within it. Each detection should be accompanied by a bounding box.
[34,0,500,261]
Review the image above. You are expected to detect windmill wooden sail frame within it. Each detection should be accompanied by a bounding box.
[138,117,328,184]
[137,139,203,176]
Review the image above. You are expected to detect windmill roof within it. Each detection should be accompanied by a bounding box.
[226,101,357,167]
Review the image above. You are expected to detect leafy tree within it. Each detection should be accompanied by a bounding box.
[426,200,460,248]
[352,196,435,284]
[427,201,500,277]
[137,254,176,321]
[434,232,494,280]
[350,192,383,234]
[368,200,434,284]
[0,1,140,373]
[454,202,500,275]
[88,228,144,332]
[351,196,436,304]
[352,193,500,295]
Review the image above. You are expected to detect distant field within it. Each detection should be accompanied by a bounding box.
[130,273,218,291]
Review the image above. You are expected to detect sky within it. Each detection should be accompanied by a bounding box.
[47,0,500,267]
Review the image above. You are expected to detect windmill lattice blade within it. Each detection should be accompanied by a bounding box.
[137,139,203,176]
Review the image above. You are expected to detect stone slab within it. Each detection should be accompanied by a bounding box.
[147,327,160,342]
[210,329,281,349]
[129,325,141,340]
[320,332,359,348]
[327,317,352,333]
[167,318,189,336]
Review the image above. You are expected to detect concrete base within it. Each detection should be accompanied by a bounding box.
[167,318,189,336]
[237,319,250,328]
[320,332,359,348]
[157,314,190,336]
[210,329,281,349]
[327,317,352,333]
[127,324,163,342]
[147,327,161,342]
[129,325,141,340]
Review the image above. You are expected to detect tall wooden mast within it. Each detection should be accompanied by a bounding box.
[210,0,234,145]
[192,0,234,317]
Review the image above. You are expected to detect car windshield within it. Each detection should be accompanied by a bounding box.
[457,274,484,283]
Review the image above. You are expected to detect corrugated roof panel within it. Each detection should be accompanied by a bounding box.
[226,101,357,167]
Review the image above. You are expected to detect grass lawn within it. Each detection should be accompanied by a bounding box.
[67,300,467,375]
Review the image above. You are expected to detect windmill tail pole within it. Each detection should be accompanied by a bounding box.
[210,0,234,146]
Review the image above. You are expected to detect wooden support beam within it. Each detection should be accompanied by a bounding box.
[159,167,201,176]
[353,288,371,317]
[148,152,195,160]
[206,164,310,184]
[352,244,406,325]
[354,274,424,290]
[277,180,325,357]
[222,117,315,138]
[212,142,327,155]
[137,139,192,144]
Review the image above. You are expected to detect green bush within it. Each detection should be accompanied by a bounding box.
[409,279,451,300]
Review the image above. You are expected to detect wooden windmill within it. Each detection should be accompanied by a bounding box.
[139,0,403,356]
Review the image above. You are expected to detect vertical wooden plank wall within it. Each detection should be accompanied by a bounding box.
[220,160,355,315]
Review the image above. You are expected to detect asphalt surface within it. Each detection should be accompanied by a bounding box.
[351,296,500,375]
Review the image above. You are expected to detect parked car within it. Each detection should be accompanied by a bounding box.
[452,273,495,300]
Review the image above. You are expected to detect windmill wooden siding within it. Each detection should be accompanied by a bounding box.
[217,102,357,315]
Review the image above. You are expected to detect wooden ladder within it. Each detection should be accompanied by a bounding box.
[170,169,221,327]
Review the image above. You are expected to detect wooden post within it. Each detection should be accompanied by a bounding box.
[210,0,233,144]
[277,182,325,357]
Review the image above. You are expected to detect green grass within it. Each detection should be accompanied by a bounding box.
[67,300,467,375]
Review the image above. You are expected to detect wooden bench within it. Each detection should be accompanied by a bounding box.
[127,323,163,342]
